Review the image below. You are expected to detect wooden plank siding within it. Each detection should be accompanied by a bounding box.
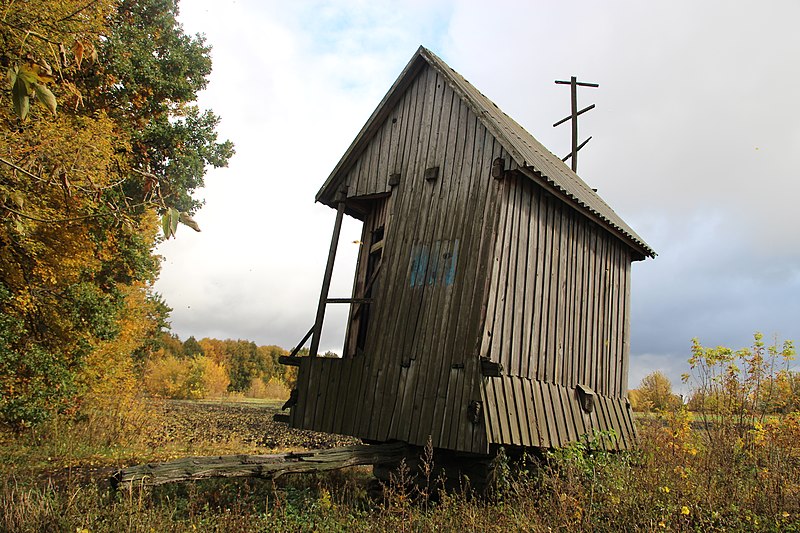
[481,172,632,398]
[288,64,499,454]
[288,51,646,456]
[481,376,637,450]
[477,171,636,450]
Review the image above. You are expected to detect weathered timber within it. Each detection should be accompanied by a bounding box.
[286,46,654,457]
[112,442,408,489]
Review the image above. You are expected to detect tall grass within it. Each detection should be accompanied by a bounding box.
[2,334,799,531]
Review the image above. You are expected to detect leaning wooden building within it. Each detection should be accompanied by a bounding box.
[281,46,655,457]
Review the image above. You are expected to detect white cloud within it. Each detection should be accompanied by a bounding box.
[158,1,799,381]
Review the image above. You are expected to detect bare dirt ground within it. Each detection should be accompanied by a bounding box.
[157,399,359,451]
[31,399,359,489]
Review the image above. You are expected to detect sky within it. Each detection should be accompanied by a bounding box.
[155,0,800,392]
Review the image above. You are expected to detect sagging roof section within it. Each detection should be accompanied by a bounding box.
[317,46,655,259]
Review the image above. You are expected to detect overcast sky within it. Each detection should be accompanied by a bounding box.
[155,0,800,392]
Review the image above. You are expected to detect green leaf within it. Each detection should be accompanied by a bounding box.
[161,210,179,239]
[161,212,171,239]
[11,75,30,120]
[33,84,57,116]
[16,64,39,85]
[179,211,201,232]
[169,207,179,235]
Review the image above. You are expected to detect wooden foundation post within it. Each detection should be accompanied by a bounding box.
[310,188,347,356]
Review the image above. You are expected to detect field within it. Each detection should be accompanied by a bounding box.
[2,399,799,532]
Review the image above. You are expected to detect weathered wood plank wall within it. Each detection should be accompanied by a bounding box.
[480,172,632,398]
[291,61,638,454]
[291,64,509,454]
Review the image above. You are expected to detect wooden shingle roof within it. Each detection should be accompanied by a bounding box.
[317,46,655,259]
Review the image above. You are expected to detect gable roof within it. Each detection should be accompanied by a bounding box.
[317,46,655,259]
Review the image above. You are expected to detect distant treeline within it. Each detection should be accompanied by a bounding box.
[142,334,303,401]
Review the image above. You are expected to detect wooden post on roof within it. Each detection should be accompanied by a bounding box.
[570,76,578,172]
[310,187,347,357]
[554,76,598,173]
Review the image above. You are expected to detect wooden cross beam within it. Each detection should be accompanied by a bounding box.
[554,76,598,174]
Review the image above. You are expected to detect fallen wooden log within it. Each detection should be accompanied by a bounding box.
[112,442,408,489]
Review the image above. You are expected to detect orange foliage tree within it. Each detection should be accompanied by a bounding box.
[0,0,232,429]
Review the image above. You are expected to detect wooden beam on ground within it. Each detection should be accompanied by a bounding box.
[112,442,409,489]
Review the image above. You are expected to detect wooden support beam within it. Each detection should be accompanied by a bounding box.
[278,355,301,367]
[287,327,314,358]
[310,190,347,356]
[112,442,410,489]
[326,298,374,304]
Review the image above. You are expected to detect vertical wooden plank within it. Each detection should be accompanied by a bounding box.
[445,120,492,451]
[369,66,430,440]
[327,360,346,435]
[511,176,529,377]
[511,376,531,447]
[541,382,558,448]
[375,114,392,194]
[290,358,311,427]
[347,156,362,200]
[572,220,585,387]
[598,234,609,396]
[331,359,354,434]
[585,225,597,389]
[594,394,610,447]
[504,377,522,446]
[480,169,509,361]
[339,358,361,437]
[498,177,518,372]
[444,363,465,450]
[536,196,552,382]
[522,378,541,447]
[428,95,472,448]
[399,69,448,446]
[593,231,604,395]
[520,183,537,380]
[315,360,333,433]
[528,189,544,381]
[411,87,467,448]
[547,383,567,447]
[388,365,412,438]
[556,207,568,386]
[494,378,512,445]
[622,259,632,397]
[532,380,550,448]
[368,78,421,442]
[609,396,627,450]
[570,388,589,440]
[564,386,581,443]
[564,213,577,387]
[302,360,320,430]
[609,243,622,398]
[484,378,500,445]
[461,149,505,454]
[455,131,499,453]
[552,205,565,384]
[577,222,588,387]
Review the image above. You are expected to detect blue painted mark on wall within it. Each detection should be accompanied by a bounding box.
[409,239,459,287]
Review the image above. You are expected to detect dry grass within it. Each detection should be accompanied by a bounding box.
[2,405,799,531]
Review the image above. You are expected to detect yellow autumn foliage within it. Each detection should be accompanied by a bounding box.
[144,354,230,400]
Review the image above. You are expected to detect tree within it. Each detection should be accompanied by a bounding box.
[633,371,680,412]
[0,0,232,428]
[182,336,204,357]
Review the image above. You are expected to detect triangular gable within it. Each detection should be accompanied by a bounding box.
[317,46,655,259]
